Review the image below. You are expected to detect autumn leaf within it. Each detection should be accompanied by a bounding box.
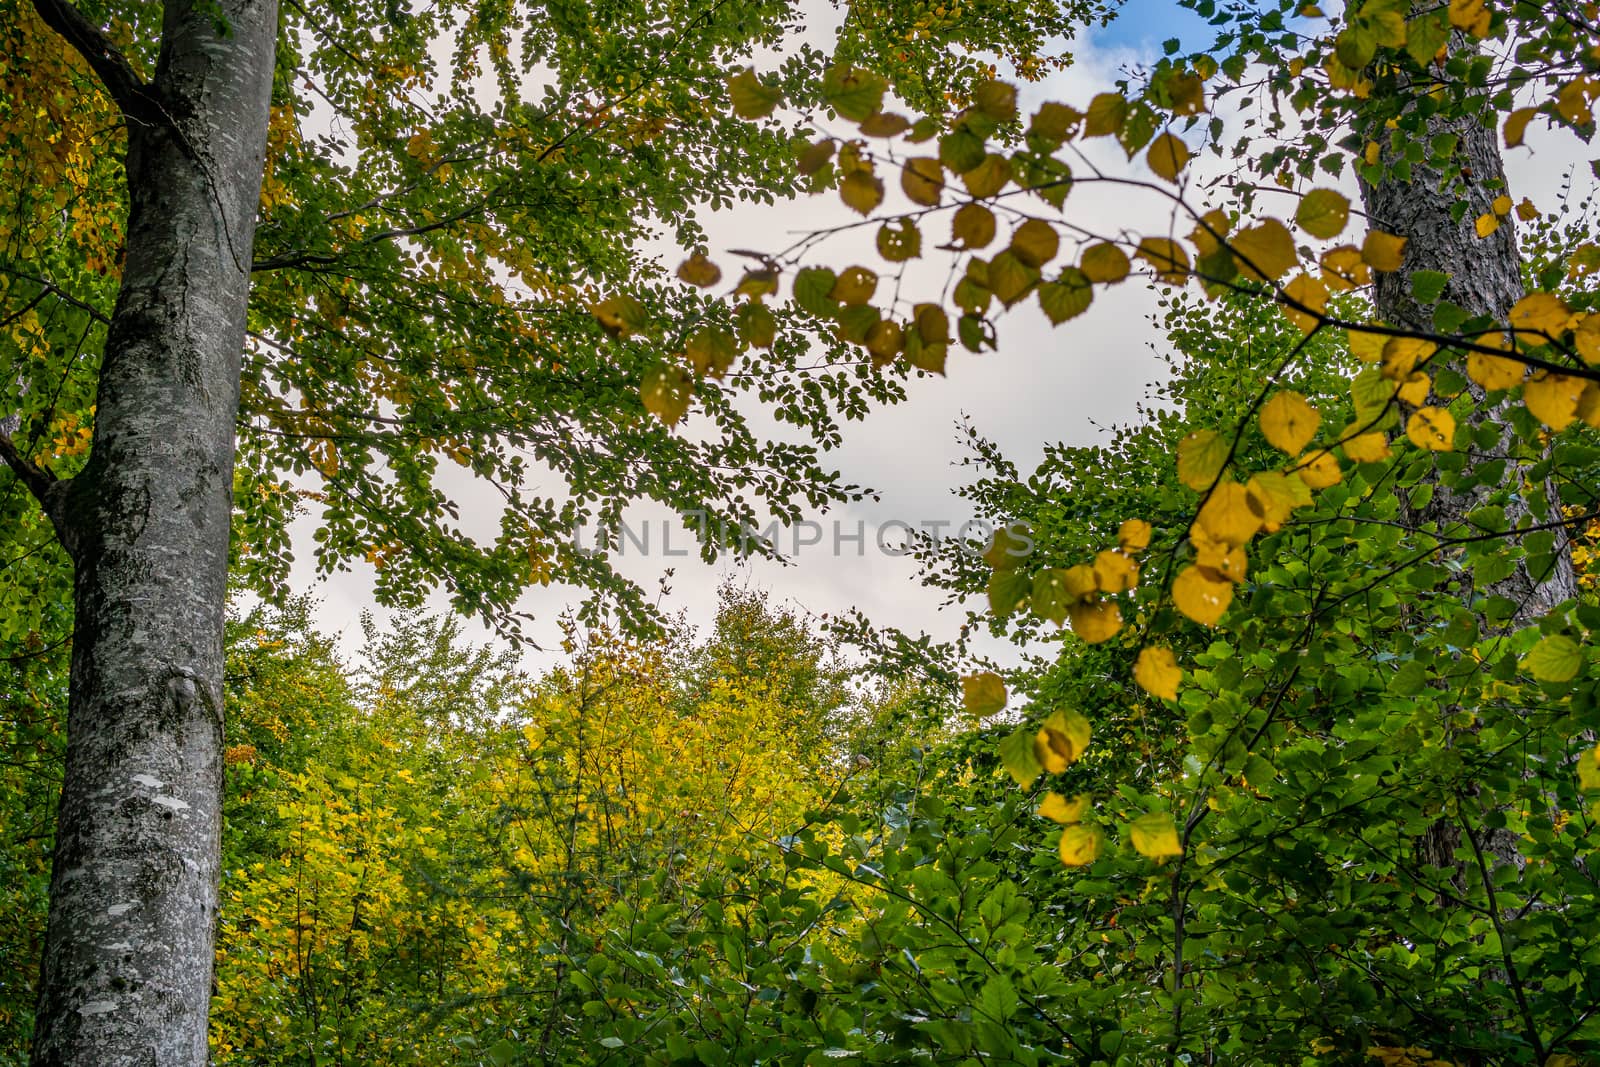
[727,69,783,119]
[1177,428,1228,490]
[640,364,693,425]
[1118,518,1152,554]
[951,203,997,248]
[1524,373,1586,430]
[1058,824,1103,866]
[901,157,944,206]
[1361,230,1408,271]
[1129,812,1182,859]
[962,671,1007,717]
[1146,132,1191,182]
[1296,188,1350,239]
[1081,243,1131,283]
[1405,407,1456,450]
[1134,646,1181,700]
[1231,219,1297,282]
[1260,390,1321,455]
[677,253,722,288]
[1172,564,1233,626]
[1035,710,1092,772]
[1038,791,1089,824]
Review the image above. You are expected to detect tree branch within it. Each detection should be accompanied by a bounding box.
[29,0,149,118]
[0,432,74,551]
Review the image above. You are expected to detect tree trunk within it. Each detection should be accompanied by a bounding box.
[24,0,276,1062]
[1355,14,1576,917]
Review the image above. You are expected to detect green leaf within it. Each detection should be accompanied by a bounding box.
[999,727,1043,788]
[1524,634,1583,683]
[821,66,886,122]
[488,1039,521,1066]
[1037,268,1093,324]
[726,69,782,119]
[1410,269,1449,304]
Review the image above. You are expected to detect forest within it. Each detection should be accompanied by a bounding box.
[3,0,1600,1062]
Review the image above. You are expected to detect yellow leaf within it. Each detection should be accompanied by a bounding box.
[1281,273,1328,333]
[1038,792,1089,824]
[641,364,693,425]
[677,252,722,288]
[951,203,996,249]
[840,170,884,215]
[1504,107,1537,148]
[1362,230,1408,272]
[1509,292,1572,337]
[1396,371,1431,407]
[1580,744,1600,792]
[1146,132,1192,182]
[1172,564,1233,626]
[1060,564,1098,602]
[1232,218,1298,282]
[1133,646,1181,701]
[1347,328,1387,363]
[1296,188,1351,239]
[1190,208,1231,257]
[1009,219,1060,269]
[1342,429,1391,463]
[1447,0,1490,36]
[1577,383,1600,428]
[1297,449,1343,489]
[1196,480,1263,547]
[1191,525,1248,582]
[1524,373,1586,431]
[961,671,1008,717]
[1466,350,1525,390]
[1516,197,1539,222]
[1381,336,1436,380]
[900,157,945,206]
[1083,92,1128,136]
[1136,237,1191,285]
[1406,407,1456,451]
[1092,549,1139,593]
[1246,471,1311,528]
[1573,314,1600,363]
[1118,518,1152,554]
[1177,428,1228,490]
[1322,245,1371,291]
[1081,242,1131,283]
[1260,390,1321,455]
[1492,194,1513,216]
[1058,824,1103,866]
[1068,600,1122,643]
[1474,212,1500,238]
[1129,812,1183,859]
[1035,710,1092,771]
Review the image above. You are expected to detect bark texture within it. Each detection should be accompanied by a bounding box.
[1356,33,1576,884]
[1358,65,1577,623]
[28,0,277,1062]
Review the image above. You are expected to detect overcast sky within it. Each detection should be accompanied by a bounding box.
[284,1,1594,672]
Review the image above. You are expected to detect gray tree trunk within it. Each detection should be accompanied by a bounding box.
[1355,24,1575,889]
[18,0,277,1062]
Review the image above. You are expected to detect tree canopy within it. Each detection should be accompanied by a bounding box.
[4,0,1600,1063]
